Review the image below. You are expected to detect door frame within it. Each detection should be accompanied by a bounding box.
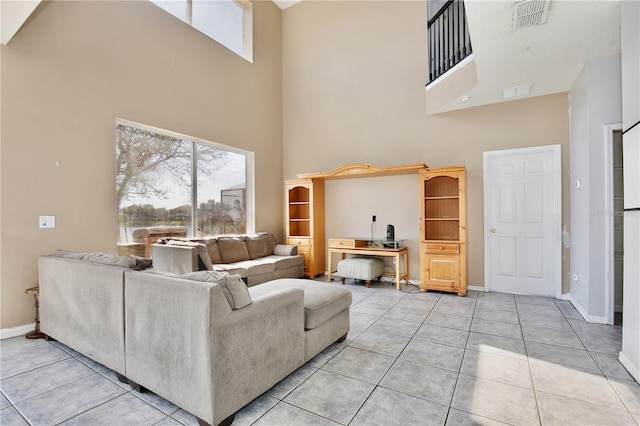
[483,144,562,298]
[604,123,623,325]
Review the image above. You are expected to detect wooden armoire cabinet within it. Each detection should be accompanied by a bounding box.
[285,179,325,277]
[419,166,467,296]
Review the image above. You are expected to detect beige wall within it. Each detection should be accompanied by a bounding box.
[0,0,283,329]
[282,1,570,288]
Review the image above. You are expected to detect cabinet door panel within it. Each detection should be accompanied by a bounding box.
[426,256,459,286]
[296,245,311,276]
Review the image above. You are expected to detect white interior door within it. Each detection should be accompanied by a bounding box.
[484,145,561,297]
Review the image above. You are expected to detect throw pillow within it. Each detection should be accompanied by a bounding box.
[50,250,152,270]
[245,232,276,259]
[224,274,252,309]
[132,256,153,271]
[217,236,250,263]
[181,271,252,309]
[82,252,137,268]
[50,249,87,260]
[273,244,298,256]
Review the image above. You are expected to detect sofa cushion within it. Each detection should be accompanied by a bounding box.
[245,232,276,259]
[217,237,250,263]
[181,271,252,309]
[257,255,304,271]
[230,260,275,276]
[249,279,352,330]
[212,264,248,277]
[269,255,304,271]
[203,238,223,264]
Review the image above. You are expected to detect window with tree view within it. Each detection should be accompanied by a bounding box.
[116,121,253,256]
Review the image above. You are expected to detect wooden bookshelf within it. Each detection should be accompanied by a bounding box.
[419,166,467,296]
[285,179,325,277]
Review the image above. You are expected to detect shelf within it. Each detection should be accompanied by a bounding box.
[425,218,460,221]
[289,221,310,236]
[424,176,459,197]
[424,220,460,241]
[424,197,459,218]
[424,196,459,200]
[289,201,310,205]
[289,202,310,220]
[289,218,310,222]
[288,186,310,203]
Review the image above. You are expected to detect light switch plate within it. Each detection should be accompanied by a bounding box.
[39,216,56,229]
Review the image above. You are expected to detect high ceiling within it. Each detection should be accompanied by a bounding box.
[4,0,621,113]
[275,0,621,113]
[446,0,621,112]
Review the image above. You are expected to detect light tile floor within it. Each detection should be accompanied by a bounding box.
[2,278,639,426]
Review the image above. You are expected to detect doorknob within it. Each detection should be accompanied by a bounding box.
[490,227,497,233]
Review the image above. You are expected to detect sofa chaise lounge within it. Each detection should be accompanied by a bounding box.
[39,251,351,426]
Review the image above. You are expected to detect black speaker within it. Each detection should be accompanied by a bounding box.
[386,224,395,241]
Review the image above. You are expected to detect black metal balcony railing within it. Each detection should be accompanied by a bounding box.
[427,0,473,85]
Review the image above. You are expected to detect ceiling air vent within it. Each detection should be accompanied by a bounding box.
[513,0,551,30]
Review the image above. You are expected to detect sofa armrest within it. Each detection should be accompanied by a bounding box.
[151,243,198,274]
[273,244,298,256]
[124,270,304,426]
[211,289,305,423]
[39,256,127,375]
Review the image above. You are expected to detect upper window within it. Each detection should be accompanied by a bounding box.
[150,0,253,62]
[115,119,255,255]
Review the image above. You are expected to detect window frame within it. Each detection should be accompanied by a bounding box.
[115,118,255,240]
[150,0,253,62]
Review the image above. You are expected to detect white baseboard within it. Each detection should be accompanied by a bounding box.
[565,293,608,324]
[0,323,35,340]
[468,285,485,292]
[558,293,571,300]
[618,351,640,383]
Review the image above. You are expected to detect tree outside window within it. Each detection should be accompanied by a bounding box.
[116,121,252,255]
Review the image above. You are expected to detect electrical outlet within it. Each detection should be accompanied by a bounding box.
[572,273,580,282]
[39,216,56,229]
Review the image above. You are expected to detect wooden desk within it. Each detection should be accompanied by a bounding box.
[327,239,409,290]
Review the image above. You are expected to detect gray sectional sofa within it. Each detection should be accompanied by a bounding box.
[39,251,351,426]
[151,232,304,286]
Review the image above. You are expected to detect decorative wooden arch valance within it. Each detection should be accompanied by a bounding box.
[296,163,428,180]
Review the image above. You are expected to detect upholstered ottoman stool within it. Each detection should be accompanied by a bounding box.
[336,257,384,288]
[248,279,352,361]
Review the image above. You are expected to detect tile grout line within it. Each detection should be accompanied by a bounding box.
[440,292,478,426]
[520,295,544,426]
